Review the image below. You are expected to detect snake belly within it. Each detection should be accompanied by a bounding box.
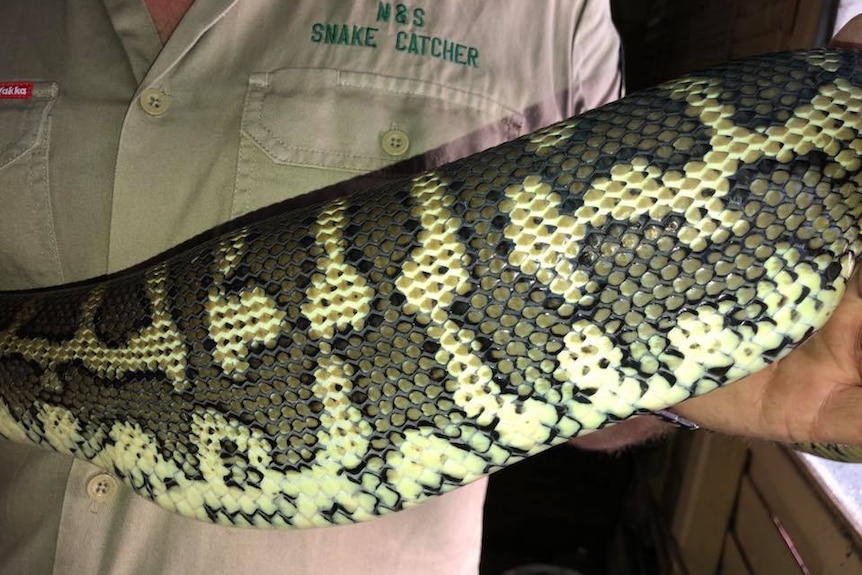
[1,49,861,528]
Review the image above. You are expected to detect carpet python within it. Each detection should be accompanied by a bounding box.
[1,49,862,528]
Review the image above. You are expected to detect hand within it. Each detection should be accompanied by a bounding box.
[573,16,862,451]
[674,269,862,445]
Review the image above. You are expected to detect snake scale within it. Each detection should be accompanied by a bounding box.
[1,49,861,528]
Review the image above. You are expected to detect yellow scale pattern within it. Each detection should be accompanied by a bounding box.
[1,49,862,527]
[302,200,375,340]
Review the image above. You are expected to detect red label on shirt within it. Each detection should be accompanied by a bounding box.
[0,82,33,100]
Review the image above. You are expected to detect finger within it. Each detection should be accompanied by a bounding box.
[813,384,862,444]
[830,14,862,48]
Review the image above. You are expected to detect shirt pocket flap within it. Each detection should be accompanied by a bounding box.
[241,68,524,173]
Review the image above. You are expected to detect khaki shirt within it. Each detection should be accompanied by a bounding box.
[0,1,621,573]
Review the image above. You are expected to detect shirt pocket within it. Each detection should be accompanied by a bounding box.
[233,68,524,217]
[0,82,61,289]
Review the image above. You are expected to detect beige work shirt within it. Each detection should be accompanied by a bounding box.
[0,1,622,573]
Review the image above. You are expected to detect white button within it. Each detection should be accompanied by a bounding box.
[381,129,410,157]
[87,473,118,501]
[140,87,170,116]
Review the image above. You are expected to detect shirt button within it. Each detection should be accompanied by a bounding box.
[140,87,170,116]
[86,473,118,502]
[381,129,410,157]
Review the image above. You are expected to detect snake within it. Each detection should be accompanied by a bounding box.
[1,49,861,529]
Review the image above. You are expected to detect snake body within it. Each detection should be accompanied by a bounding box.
[1,50,861,528]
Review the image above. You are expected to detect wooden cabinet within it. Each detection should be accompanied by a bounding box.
[648,432,862,575]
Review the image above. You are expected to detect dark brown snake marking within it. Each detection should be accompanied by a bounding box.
[1,50,862,528]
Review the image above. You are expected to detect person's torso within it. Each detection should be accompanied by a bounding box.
[0,2,621,574]
[0,0,617,290]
